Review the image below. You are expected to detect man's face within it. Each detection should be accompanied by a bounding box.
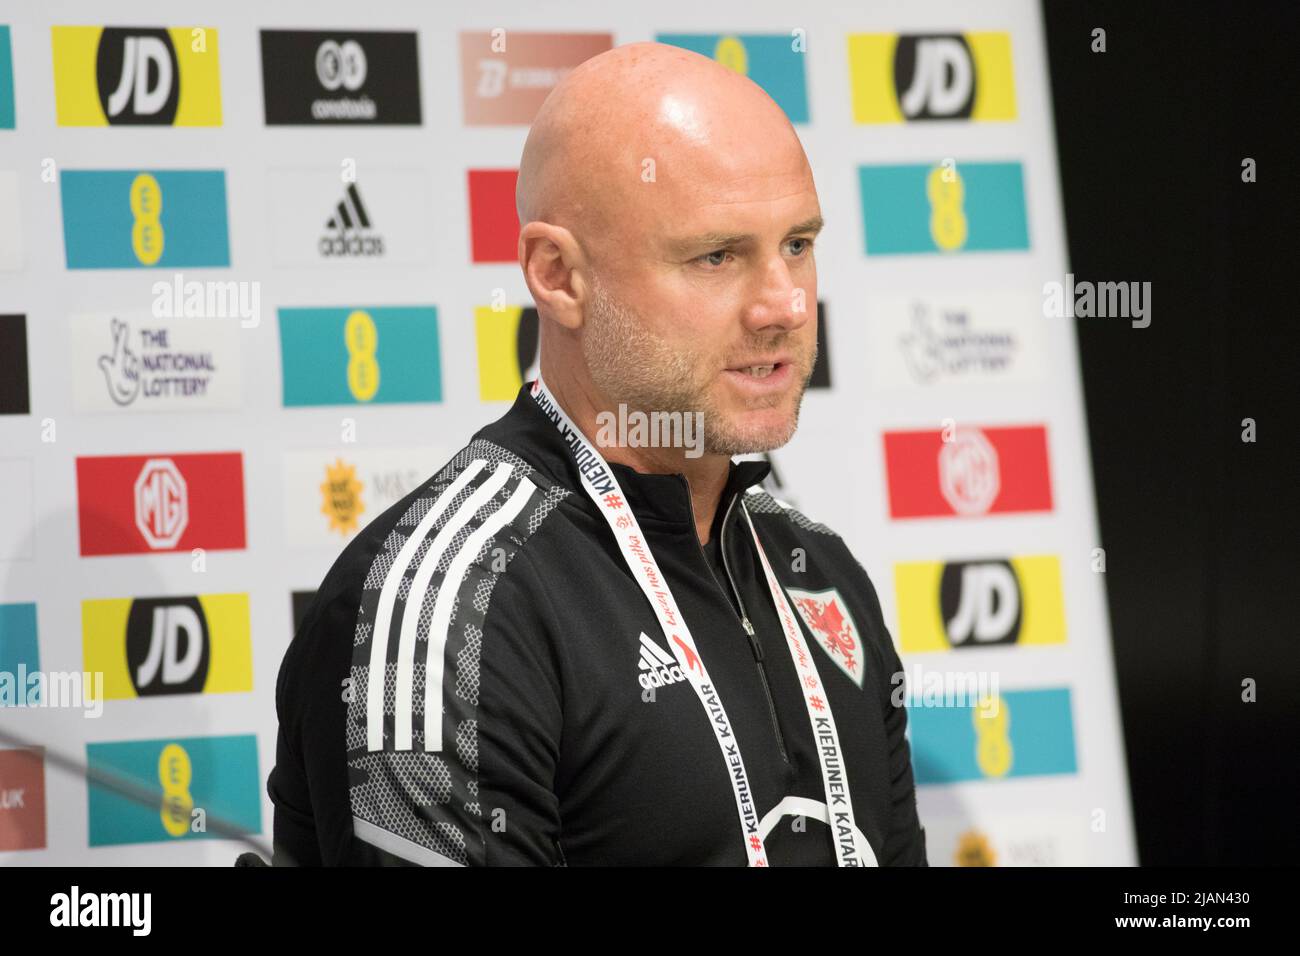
[581,152,821,457]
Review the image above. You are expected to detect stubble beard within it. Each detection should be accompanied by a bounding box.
[581,270,816,456]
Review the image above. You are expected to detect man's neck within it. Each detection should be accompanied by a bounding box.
[607,443,731,547]
[543,373,730,545]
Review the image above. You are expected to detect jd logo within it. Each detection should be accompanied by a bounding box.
[126,597,210,695]
[895,35,974,120]
[940,560,1022,646]
[96,28,180,124]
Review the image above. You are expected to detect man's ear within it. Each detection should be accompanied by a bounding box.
[519,221,587,331]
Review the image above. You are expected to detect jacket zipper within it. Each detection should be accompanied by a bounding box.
[687,483,790,764]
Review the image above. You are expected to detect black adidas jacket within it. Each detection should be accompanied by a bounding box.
[269,385,928,866]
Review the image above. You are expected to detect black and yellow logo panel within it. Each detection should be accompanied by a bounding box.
[475,304,539,401]
[81,593,251,698]
[52,26,221,126]
[895,555,1065,652]
[848,31,1015,124]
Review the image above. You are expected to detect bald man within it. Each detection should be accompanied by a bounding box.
[270,42,928,866]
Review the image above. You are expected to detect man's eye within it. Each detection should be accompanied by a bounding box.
[787,237,814,256]
[697,250,730,268]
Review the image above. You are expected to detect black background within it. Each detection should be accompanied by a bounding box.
[259,30,422,125]
[0,314,29,414]
[1044,1,1298,864]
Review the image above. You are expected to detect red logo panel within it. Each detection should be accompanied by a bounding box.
[76,453,247,556]
[883,425,1052,518]
[0,748,46,852]
[467,168,520,263]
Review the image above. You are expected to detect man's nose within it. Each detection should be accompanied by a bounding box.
[741,253,811,334]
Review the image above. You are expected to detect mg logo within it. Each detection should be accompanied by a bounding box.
[939,428,1000,515]
[134,458,188,548]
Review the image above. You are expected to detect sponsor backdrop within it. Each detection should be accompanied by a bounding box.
[0,1,1135,866]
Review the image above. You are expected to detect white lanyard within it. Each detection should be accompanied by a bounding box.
[531,377,866,866]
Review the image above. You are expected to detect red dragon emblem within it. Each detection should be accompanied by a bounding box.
[794,594,859,676]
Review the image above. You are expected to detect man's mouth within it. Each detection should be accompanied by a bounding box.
[723,357,795,392]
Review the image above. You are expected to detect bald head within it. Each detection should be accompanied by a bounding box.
[516,41,822,466]
[516,41,809,263]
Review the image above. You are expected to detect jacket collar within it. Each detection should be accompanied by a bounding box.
[473,383,772,529]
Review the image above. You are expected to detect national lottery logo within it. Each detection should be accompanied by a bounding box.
[99,318,142,405]
[72,310,240,414]
[868,293,1048,391]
